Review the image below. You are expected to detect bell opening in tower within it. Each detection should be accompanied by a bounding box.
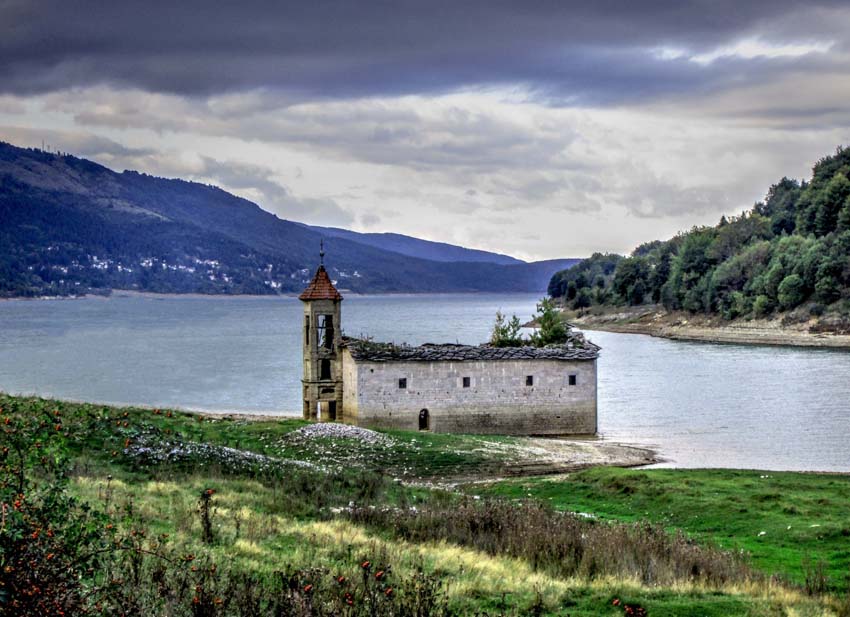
[317,314,334,349]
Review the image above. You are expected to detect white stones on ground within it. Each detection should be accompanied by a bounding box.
[125,434,324,473]
[290,423,394,446]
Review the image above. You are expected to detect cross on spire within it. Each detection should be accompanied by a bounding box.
[319,239,325,266]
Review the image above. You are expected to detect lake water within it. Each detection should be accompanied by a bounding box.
[1,293,849,471]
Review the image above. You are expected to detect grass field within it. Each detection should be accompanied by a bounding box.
[1,393,848,615]
[477,467,850,593]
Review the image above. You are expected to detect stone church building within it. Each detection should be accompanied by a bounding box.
[300,262,599,436]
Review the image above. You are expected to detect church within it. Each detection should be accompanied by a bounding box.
[299,259,599,436]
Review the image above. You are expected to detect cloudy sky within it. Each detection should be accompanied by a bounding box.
[2,1,849,260]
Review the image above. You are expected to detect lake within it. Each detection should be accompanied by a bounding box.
[1,293,849,471]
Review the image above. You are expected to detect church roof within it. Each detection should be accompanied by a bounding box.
[341,336,599,362]
[299,265,343,301]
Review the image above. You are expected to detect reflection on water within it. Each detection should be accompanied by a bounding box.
[1,294,849,471]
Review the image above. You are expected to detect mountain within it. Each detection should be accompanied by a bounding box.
[549,146,850,322]
[0,141,579,298]
[306,225,524,265]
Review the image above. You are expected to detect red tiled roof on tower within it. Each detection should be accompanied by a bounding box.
[299,265,343,301]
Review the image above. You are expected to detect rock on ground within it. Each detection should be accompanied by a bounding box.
[290,422,394,445]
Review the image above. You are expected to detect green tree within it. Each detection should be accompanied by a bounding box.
[648,248,673,303]
[489,310,524,347]
[777,274,806,310]
[628,279,646,305]
[756,177,802,235]
[814,173,850,236]
[530,298,569,346]
[573,288,593,309]
[753,294,774,317]
[838,195,850,233]
[662,228,717,312]
[814,255,843,304]
[612,257,650,305]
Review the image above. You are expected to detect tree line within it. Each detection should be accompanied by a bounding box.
[549,146,850,319]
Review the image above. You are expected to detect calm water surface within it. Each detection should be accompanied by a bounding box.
[1,293,849,471]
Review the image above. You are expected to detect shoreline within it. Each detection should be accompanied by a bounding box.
[0,289,546,302]
[571,307,850,350]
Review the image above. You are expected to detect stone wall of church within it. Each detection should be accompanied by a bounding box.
[340,348,359,423]
[340,355,597,435]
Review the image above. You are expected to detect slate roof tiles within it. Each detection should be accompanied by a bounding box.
[342,336,599,362]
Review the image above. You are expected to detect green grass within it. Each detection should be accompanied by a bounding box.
[69,473,827,617]
[0,393,513,480]
[2,392,847,615]
[476,467,850,592]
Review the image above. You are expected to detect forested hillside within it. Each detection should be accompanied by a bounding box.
[549,147,850,321]
[0,141,577,297]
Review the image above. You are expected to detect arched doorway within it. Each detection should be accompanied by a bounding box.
[418,409,429,431]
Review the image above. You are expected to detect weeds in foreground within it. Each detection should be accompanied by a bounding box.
[802,555,829,595]
[1,394,843,615]
[96,550,459,617]
[198,488,216,545]
[0,401,459,615]
[349,498,752,588]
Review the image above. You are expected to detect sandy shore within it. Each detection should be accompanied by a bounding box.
[571,306,850,349]
[472,437,657,477]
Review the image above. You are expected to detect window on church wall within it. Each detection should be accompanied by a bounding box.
[317,314,334,349]
[398,378,407,389]
[526,375,534,386]
[320,359,332,380]
[568,374,577,386]
[462,376,471,388]
[305,315,310,345]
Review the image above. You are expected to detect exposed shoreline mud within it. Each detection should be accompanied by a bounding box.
[570,306,850,349]
[459,436,658,480]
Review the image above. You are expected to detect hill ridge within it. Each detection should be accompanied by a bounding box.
[0,140,578,297]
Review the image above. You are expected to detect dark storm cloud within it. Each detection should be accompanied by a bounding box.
[1,1,846,103]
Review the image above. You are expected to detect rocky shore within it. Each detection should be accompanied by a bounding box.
[570,306,850,349]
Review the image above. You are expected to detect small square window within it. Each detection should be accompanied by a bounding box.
[462,376,471,388]
[398,378,407,389]
[568,374,577,386]
[526,375,534,386]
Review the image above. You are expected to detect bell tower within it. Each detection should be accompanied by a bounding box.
[299,243,344,422]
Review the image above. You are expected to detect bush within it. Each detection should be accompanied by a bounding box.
[529,298,568,346]
[815,274,841,304]
[753,295,774,317]
[489,310,524,347]
[778,274,806,310]
[0,405,114,614]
